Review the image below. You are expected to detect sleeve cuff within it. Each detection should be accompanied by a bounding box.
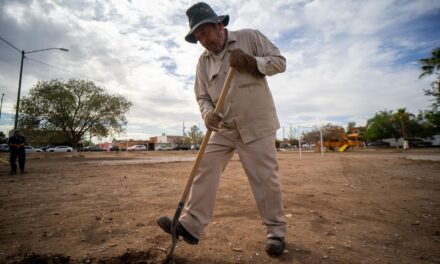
[255,56,268,76]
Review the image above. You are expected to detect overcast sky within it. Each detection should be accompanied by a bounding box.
[1,0,439,141]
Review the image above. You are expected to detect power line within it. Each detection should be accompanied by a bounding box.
[0,36,21,53]
[1,35,107,86]
[26,56,106,85]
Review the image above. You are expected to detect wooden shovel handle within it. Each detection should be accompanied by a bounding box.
[179,67,237,203]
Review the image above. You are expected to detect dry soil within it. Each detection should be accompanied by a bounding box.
[0,149,439,264]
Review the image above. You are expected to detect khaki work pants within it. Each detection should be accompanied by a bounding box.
[180,132,286,239]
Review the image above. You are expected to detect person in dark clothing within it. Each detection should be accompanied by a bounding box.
[8,129,26,174]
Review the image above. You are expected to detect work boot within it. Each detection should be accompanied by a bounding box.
[265,237,285,256]
[157,216,199,245]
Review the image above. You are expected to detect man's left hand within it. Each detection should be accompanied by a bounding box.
[229,49,264,77]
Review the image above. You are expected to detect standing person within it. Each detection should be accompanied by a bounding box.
[8,129,26,175]
[158,2,287,256]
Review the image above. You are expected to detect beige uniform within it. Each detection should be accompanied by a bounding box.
[180,29,287,239]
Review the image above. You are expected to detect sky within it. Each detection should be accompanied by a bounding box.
[0,0,439,141]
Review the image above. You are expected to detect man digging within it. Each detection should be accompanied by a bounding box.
[158,2,287,256]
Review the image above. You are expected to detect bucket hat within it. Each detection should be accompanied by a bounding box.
[185,2,229,43]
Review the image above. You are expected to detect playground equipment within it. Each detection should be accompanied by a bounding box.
[316,128,365,152]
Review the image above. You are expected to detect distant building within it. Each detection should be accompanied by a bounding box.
[116,139,150,150]
[97,142,112,151]
[156,133,185,144]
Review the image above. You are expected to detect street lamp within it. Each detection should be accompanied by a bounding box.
[14,47,69,129]
[0,93,4,119]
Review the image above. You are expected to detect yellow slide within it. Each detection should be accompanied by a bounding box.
[339,144,349,152]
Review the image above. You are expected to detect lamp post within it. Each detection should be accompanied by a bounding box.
[14,47,69,129]
[0,93,4,119]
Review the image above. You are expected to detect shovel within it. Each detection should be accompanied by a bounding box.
[163,67,237,263]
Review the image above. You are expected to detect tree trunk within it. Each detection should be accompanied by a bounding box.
[403,140,409,150]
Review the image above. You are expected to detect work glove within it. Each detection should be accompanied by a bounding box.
[229,48,264,78]
[204,111,221,131]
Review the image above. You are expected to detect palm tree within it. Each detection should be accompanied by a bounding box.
[419,48,440,78]
[419,47,440,108]
[391,108,414,149]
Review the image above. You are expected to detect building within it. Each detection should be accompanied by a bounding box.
[155,133,185,144]
[116,139,150,150]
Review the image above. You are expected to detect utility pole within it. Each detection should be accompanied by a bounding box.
[0,36,68,129]
[282,126,285,143]
[0,93,4,119]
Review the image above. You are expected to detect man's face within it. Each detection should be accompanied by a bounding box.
[194,23,226,54]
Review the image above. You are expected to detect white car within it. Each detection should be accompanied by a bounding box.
[127,145,146,151]
[155,145,172,151]
[25,146,43,153]
[46,146,73,152]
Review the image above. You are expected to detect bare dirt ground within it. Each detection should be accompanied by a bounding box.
[0,149,439,264]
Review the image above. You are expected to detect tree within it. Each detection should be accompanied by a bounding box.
[346,122,356,134]
[0,131,7,144]
[301,124,344,143]
[364,110,399,142]
[302,128,321,143]
[391,108,414,149]
[419,47,440,108]
[19,79,132,149]
[286,124,298,146]
[187,125,203,146]
[409,111,437,139]
[321,124,345,141]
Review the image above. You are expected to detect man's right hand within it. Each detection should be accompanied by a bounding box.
[204,111,222,131]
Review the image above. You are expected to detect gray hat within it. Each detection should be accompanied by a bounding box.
[185,2,229,43]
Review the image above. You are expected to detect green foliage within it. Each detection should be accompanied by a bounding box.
[419,47,440,108]
[391,108,414,140]
[18,79,132,148]
[419,47,440,78]
[364,110,398,141]
[286,125,298,145]
[187,125,203,145]
[0,131,7,144]
[346,122,356,134]
[364,108,439,141]
[412,110,440,138]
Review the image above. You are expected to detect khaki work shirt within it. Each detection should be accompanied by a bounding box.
[194,29,286,144]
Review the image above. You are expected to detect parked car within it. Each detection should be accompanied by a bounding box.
[279,143,292,149]
[0,144,9,152]
[83,146,106,152]
[301,143,315,149]
[41,145,56,152]
[408,138,432,147]
[173,144,191,150]
[156,145,172,151]
[127,145,146,151]
[109,146,120,151]
[46,146,73,152]
[190,144,200,150]
[25,146,43,153]
[368,140,390,147]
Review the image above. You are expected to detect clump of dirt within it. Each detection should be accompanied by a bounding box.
[15,253,70,264]
[96,249,164,264]
[11,249,164,264]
